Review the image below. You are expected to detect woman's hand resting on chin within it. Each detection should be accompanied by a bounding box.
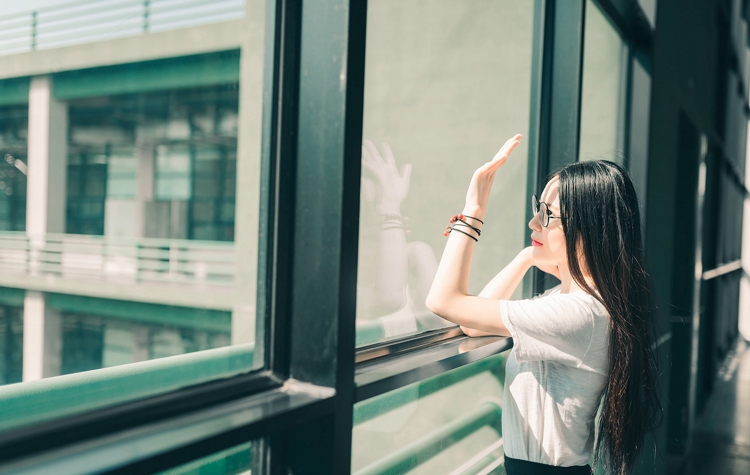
[519,246,562,280]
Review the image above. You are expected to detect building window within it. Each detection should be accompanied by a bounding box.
[66,84,239,241]
[0,104,28,232]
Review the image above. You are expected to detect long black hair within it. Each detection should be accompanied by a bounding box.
[553,160,662,475]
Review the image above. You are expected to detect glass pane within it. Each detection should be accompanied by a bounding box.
[628,57,652,227]
[578,0,629,165]
[352,352,510,474]
[0,103,28,232]
[356,1,539,346]
[0,0,266,433]
[155,441,254,475]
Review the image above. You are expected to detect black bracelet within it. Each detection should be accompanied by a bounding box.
[454,218,481,236]
[462,214,484,224]
[448,226,478,242]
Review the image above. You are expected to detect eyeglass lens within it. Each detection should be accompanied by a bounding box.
[539,202,549,226]
[531,195,549,227]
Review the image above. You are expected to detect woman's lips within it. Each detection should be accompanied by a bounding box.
[531,238,543,247]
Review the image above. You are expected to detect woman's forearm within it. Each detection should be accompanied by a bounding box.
[376,203,409,310]
[478,247,533,300]
[424,207,483,314]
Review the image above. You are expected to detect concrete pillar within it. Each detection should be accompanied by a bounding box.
[739,121,750,341]
[135,146,155,238]
[233,0,266,357]
[26,75,68,239]
[22,291,62,381]
[231,304,256,345]
[132,325,151,362]
[23,77,67,381]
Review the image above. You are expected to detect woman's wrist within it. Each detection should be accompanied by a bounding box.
[518,246,535,267]
[461,206,485,224]
[378,202,402,216]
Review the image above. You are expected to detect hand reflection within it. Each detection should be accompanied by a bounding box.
[357,139,452,345]
[362,140,412,214]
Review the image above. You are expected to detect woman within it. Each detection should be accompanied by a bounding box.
[425,135,661,475]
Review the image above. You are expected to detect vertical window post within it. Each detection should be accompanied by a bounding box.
[534,0,586,294]
[261,0,367,472]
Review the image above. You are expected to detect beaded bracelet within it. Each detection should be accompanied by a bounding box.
[444,225,478,242]
[443,213,482,242]
[449,214,481,236]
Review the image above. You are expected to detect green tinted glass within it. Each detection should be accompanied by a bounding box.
[0,0,267,434]
[578,0,628,165]
[352,352,510,474]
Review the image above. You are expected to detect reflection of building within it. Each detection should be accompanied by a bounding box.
[0,1,256,384]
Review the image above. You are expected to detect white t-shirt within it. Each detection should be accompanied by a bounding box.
[499,285,610,467]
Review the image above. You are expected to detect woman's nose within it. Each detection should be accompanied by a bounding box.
[528,215,541,231]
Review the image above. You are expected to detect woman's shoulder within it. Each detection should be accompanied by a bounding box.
[536,285,609,316]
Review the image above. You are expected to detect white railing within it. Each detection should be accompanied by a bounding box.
[0,231,235,286]
[0,0,244,56]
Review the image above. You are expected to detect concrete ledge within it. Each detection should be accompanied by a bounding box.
[0,19,245,80]
[0,274,239,311]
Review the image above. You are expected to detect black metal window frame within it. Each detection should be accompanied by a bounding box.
[0,1,656,474]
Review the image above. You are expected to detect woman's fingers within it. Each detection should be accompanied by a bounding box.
[401,163,412,183]
[362,144,375,164]
[493,135,522,162]
[361,157,380,176]
[383,142,396,166]
[364,140,385,165]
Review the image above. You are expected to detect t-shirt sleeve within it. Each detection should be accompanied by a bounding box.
[500,290,598,367]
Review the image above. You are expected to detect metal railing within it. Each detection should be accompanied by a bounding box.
[0,0,244,56]
[0,231,235,286]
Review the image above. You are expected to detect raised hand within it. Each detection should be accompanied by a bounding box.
[362,140,412,214]
[463,134,522,218]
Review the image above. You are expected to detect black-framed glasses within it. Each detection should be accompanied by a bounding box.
[532,194,560,227]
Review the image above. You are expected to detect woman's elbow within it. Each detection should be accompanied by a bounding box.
[424,294,443,316]
[460,325,476,337]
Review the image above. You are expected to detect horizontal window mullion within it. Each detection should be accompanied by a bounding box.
[0,370,282,467]
[355,326,464,364]
[0,383,335,475]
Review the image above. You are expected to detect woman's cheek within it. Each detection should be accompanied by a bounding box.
[548,230,567,261]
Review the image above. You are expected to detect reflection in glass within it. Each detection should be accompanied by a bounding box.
[67,85,238,241]
[356,1,537,346]
[0,104,28,231]
[0,304,23,385]
[352,353,509,474]
[578,0,629,165]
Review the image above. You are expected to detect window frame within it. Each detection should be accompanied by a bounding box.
[0,0,657,473]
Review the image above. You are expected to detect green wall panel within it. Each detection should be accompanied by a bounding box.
[47,293,231,333]
[0,287,25,307]
[53,49,241,100]
[0,77,30,106]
